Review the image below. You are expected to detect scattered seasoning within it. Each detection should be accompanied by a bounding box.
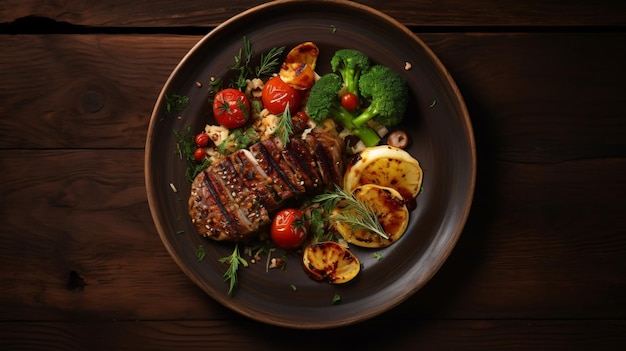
[429,99,437,108]
[169,182,178,193]
[332,293,341,304]
[330,24,337,33]
[290,284,297,291]
[195,81,202,88]
[196,244,206,262]
[176,230,185,235]
[373,252,384,261]
[404,61,412,71]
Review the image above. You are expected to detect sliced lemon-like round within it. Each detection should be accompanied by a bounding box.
[302,241,360,284]
[333,184,409,248]
[344,145,423,201]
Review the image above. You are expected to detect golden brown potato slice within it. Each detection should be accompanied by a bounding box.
[344,145,423,201]
[302,241,360,283]
[333,184,409,248]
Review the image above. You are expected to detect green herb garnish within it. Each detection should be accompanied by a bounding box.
[196,244,206,262]
[164,93,189,114]
[218,244,249,295]
[228,36,285,90]
[273,104,294,146]
[313,184,388,240]
[332,293,341,304]
[173,125,211,182]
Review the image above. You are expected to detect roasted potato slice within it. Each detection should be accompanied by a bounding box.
[302,241,360,284]
[279,42,319,90]
[344,145,423,201]
[333,184,409,248]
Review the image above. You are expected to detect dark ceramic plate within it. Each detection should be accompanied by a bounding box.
[145,0,475,329]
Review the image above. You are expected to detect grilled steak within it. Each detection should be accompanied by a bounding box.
[189,127,345,242]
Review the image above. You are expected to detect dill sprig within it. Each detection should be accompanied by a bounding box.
[313,184,389,240]
[218,244,249,295]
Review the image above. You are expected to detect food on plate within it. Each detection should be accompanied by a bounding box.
[307,73,382,147]
[351,65,409,128]
[344,145,423,202]
[261,75,303,114]
[302,241,360,284]
[179,38,421,292]
[386,129,410,149]
[332,184,409,248]
[188,128,344,242]
[212,88,251,129]
[279,42,319,91]
[270,208,309,250]
[330,48,371,106]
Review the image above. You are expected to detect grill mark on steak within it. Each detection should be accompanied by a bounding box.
[233,149,282,209]
[250,141,300,199]
[202,170,234,225]
[259,139,307,194]
[212,155,270,229]
[189,128,345,242]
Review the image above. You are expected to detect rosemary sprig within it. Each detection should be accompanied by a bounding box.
[228,36,286,90]
[313,184,389,240]
[255,45,286,78]
[218,244,249,295]
[273,103,294,145]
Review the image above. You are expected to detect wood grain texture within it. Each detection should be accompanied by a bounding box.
[1,320,625,350]
[1,0,625,27]
[2,33,625,151]
[1,0,626,348]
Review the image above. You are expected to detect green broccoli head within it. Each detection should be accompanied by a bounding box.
[306,73,381,147]
[306,73,344,122]
[330,49,371,97]
[352,65,409,128]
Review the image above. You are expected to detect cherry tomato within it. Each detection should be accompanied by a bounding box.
[341,92,359,111]
[270,208,309,250]
[262,76,302,115]
[292,111,310,132]
[212,88,250,129]
[193,147,206,162]
[195,133,210,147]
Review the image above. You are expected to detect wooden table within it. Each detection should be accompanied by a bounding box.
[1,0,625,349]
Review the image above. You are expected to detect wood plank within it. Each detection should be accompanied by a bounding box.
[0,149,230,321]
[1,149,625,321]
[1,33,625,155]
[1,0,625,27]
[1,319,625,350]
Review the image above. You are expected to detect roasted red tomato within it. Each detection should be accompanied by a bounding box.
[270,208,309,250]
[212,88,250,129]
[262,76,302,115]
[341,92,359,111]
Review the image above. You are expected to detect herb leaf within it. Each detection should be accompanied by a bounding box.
[218,244,249,295]
[313,184,388,240]
[164,93,189,114]
[273,104,294,146]
[255,45,286,78]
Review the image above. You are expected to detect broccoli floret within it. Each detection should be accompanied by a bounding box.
[352,65,409,128]
[330,49,371,98]
[307,73,381,147]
